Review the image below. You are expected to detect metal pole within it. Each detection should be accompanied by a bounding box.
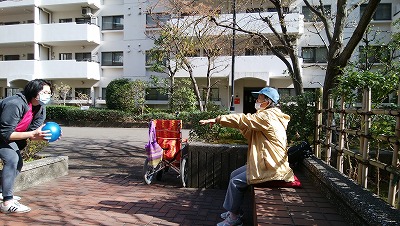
[230,0,236,112]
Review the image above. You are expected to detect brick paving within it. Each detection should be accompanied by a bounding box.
[254,171,349,226]
[0,127,349,225]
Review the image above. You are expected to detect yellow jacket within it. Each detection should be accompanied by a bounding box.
[219,107,294,184]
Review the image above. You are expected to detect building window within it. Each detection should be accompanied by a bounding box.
[101,88,107,100]
[59,18,72,23]
[4,55,20,61]
[266,7,289,13]
[5,88,20,97]
[145,88,168,100]
[76,52,91,62]
[361,3,391,21]
[76,18,91,24]
[202,88,220,101]
[4,21,20,25]
[359,45,390,64]
[146,13,171,28]
[59,53,72,60]
[302,47,327,63]
[102,52,123,66]
[102,15,124,30]
[302,5,331,22]
[27,53,34,60]
[246,8,264,13]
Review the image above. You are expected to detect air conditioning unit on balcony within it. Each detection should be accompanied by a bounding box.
[81,7,93,16]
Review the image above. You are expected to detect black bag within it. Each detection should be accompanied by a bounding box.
[288,141,312,167]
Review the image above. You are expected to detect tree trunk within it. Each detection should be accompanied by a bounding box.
[184,60,204,111]
[170,75,175,111]
[290,54,304,95]
[321,0,381,106]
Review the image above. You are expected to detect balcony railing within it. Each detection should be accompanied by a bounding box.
[0,0,35,7]
[0,60,36,82]
[0,24,36,44]
[0,60,100,82]
[41,60,100,80]
[171,12,304,36]
[0,23,100,45]
[40,23,101,45]
[40,0,101,9]
[172,55,301,81]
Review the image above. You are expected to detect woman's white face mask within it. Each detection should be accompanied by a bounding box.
[38,93,51,105]
[255,98,271,110]
[255,102,263,110]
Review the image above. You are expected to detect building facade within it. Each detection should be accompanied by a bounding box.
[0,0,397,113]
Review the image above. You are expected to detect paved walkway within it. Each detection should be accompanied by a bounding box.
[1,127,349,225]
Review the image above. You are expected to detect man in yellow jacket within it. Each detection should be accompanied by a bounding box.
[200,87,294,226]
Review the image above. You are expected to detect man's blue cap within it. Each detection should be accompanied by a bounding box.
[251,87,280,103]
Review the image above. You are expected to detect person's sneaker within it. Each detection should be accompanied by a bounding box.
[217,215,243,226]
[0,194,21,201]
[220,210,244,220]
[1,200,31,213]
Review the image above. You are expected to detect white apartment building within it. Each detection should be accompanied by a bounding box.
[0,0,398,113]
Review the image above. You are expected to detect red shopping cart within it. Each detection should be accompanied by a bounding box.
[143,119,189,187]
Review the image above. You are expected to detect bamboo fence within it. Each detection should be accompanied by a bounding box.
[314,88,400,208]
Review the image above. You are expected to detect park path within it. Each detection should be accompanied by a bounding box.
[0,127,347,226]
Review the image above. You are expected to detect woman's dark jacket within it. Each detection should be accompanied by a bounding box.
[0,93,46,149]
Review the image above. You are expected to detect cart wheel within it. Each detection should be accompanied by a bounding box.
[180,156,189,187]
[143,158,155,185]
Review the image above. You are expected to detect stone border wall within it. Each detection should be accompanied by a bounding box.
[0,155,69,192]
[302,156,400,226]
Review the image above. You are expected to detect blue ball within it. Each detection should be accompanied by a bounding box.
[42,122,61,142]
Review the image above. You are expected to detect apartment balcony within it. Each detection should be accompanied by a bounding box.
[40,0,101,11]
[0,0,35,7]
[0,60,36,83]
[0,23,100,45]
[0,60,100,83]
[0,24,36,45]
[40,23,101,45]
[171,12,304,36]
[41,60,100,80]
[172,55,301,82]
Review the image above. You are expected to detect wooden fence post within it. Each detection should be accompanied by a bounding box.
[337,96,345,173]
[359,88,371,188]
[315,88,323,158]
[388,87,400,207]
[324,95,334,164]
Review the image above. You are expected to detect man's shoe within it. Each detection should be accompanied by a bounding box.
[217,215,243,226]
[0,194,21,201]
[220,210,244,220]
[1,200,31,213]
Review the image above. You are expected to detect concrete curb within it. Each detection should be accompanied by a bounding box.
[302,156,400,226]
[14,155,68,192]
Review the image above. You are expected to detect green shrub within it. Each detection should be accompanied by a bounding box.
[187,110,229,142]
[280,92,316,145]
[1,140,49,169]
[47,105,132,122]
[21,140,49,162]
[106,78,131,110]
[106,78,147,113]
